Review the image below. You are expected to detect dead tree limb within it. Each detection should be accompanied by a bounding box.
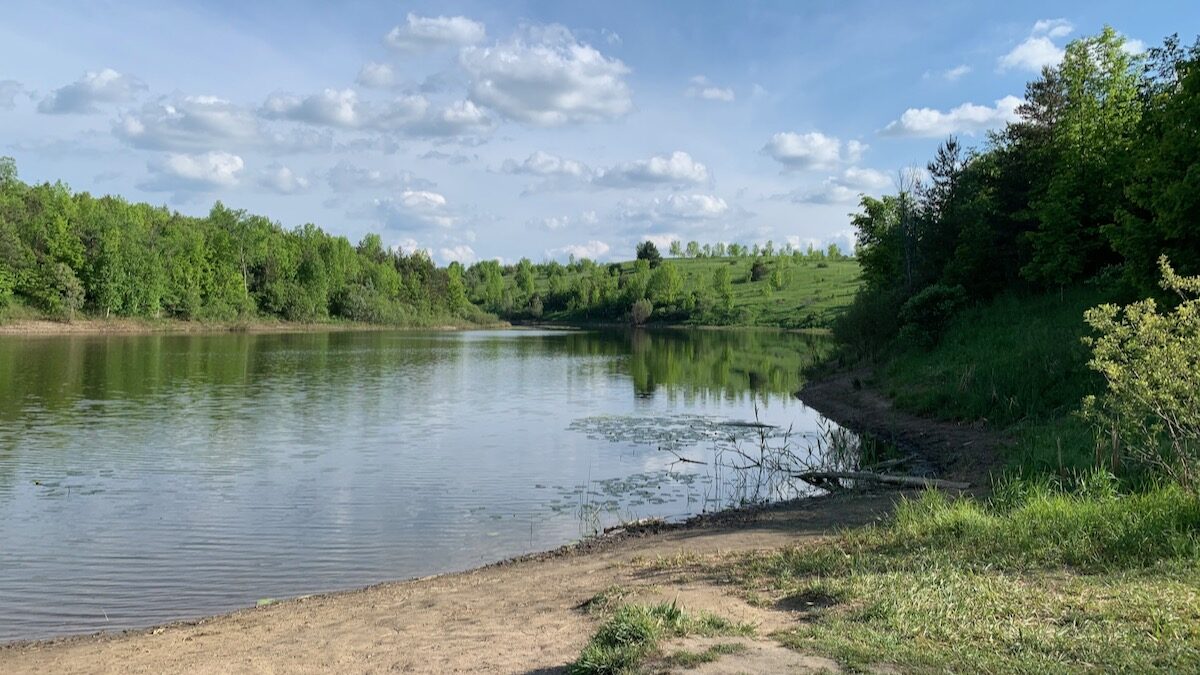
[793,470,969,491]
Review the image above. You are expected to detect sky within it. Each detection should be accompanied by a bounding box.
[0,1,1195,265]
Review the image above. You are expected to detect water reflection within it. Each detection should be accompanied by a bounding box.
[0,328,837,641]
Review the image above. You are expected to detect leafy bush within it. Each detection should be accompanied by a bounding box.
[750,260,770,282]
[1083,257,1200,490]
[898,283,967,347]
[832,287,904,359]
[630,298,653,325]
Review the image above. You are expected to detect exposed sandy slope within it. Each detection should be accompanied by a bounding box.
[2,370,1002,673]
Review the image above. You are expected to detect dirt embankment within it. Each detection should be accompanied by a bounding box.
[0,372,1006,674]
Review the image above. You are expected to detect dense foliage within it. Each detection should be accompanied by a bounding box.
[0,159,490,325]
[839,29,1200,352]
[1083,258,1200,490]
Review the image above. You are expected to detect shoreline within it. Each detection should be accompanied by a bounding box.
[0,371,1001,673]
[0,317,510,336]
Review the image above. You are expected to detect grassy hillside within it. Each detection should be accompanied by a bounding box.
[524,256,861,329]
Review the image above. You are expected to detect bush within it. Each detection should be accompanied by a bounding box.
[750,260,770,282]
[898,283,968,347]
[833,287,904,359]
[630,298,653,326]
[1082,257,1200,491]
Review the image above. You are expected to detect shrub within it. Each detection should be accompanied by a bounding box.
[750,260,770,282]
[1082,257,1200,491]
[630,298,653,325]
[898,283,968,347]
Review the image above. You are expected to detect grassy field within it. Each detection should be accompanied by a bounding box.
[534,256,861,329]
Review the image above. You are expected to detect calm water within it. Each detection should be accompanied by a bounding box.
[0,328,841,642]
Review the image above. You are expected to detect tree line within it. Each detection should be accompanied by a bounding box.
[0,158,489,326]
[840,28,1200,350]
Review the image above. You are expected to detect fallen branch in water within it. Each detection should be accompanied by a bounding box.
[793,470,969,491]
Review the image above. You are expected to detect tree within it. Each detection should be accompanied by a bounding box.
[685,241,700,258]
[446,262,468,313]
[1108,35,1200,292]
[1023,27,1142,286]
[516,257,535,297]
[668,240,683,257]
[630,298,653,325]
[635,240,663,267]
[648,261,683,305]
[712,265,733,308]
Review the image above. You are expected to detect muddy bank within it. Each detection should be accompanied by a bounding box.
[797,370,1006,488]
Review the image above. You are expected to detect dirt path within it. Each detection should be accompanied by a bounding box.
[1,371,1005,674]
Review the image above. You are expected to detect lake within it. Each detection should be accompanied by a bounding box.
[0,328,850,642]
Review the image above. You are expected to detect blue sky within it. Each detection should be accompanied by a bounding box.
[1,1,1194,264]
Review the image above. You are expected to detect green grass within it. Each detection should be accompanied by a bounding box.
[721,479,1200,673]
[536,257,861,329]
[660,642,748,668]
[869,287,1115,472]
[569,600,754,675]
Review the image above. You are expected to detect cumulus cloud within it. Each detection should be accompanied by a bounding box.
[780,167,892,204]
[0,80,25,110]
[546,240,610,261]
[882,95,1022,137]
[595,151,710,188]
[139,151,244,196]
[257,164,311,194]
[115,96,259,151]
[261,88,364,128]
[386,13,486,52]
[528,210,598,231]
[620,194,729,223]
[686,75,735,102]
[374,189,455,230]
[260,90,491,140]
[762,132,866,171]
[38,68,146,114]
[502,150,592,178]
[999,19,1074,72]
[356,62,397,89]
[503,150,710,193]
[460,24,632,126]
[438,244,479,264]
[326,160,434,192]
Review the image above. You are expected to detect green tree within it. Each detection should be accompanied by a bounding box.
[712,266,733,308]
[648,261,683,305]
[636,240,663,266]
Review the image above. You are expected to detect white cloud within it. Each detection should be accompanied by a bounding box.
[546,240,610,261]
[261,88,363,128]
[940,64,972,81]
[460,24,632,126]
[528,209,599,231]
[1032,18,1074,39]
[502,150,592,178]
[0,80,23,110]
[327,160,433,192]
[140,151,244,195]
[386,13,486,52]
[258,164,311,194]
[595,151,709,188]
[438,244,478,264]
[356,62,396,89]
[1122,38,1148,55]
[374,189,455,230]
[621,194,729,223]
[782,167,892,204]
[115,96,259,151]
[402,99,493,137]
[882,95,1022,137]
[38,68,146,114]
[762,132,865,171]
[686,76,735,102]
[999,20,1074,73]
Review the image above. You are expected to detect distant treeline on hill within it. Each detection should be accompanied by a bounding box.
[839,29,1200,351]
[0,157,488,325]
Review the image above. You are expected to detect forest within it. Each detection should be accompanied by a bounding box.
[0,158,491,327]
[838,28,1199,355]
